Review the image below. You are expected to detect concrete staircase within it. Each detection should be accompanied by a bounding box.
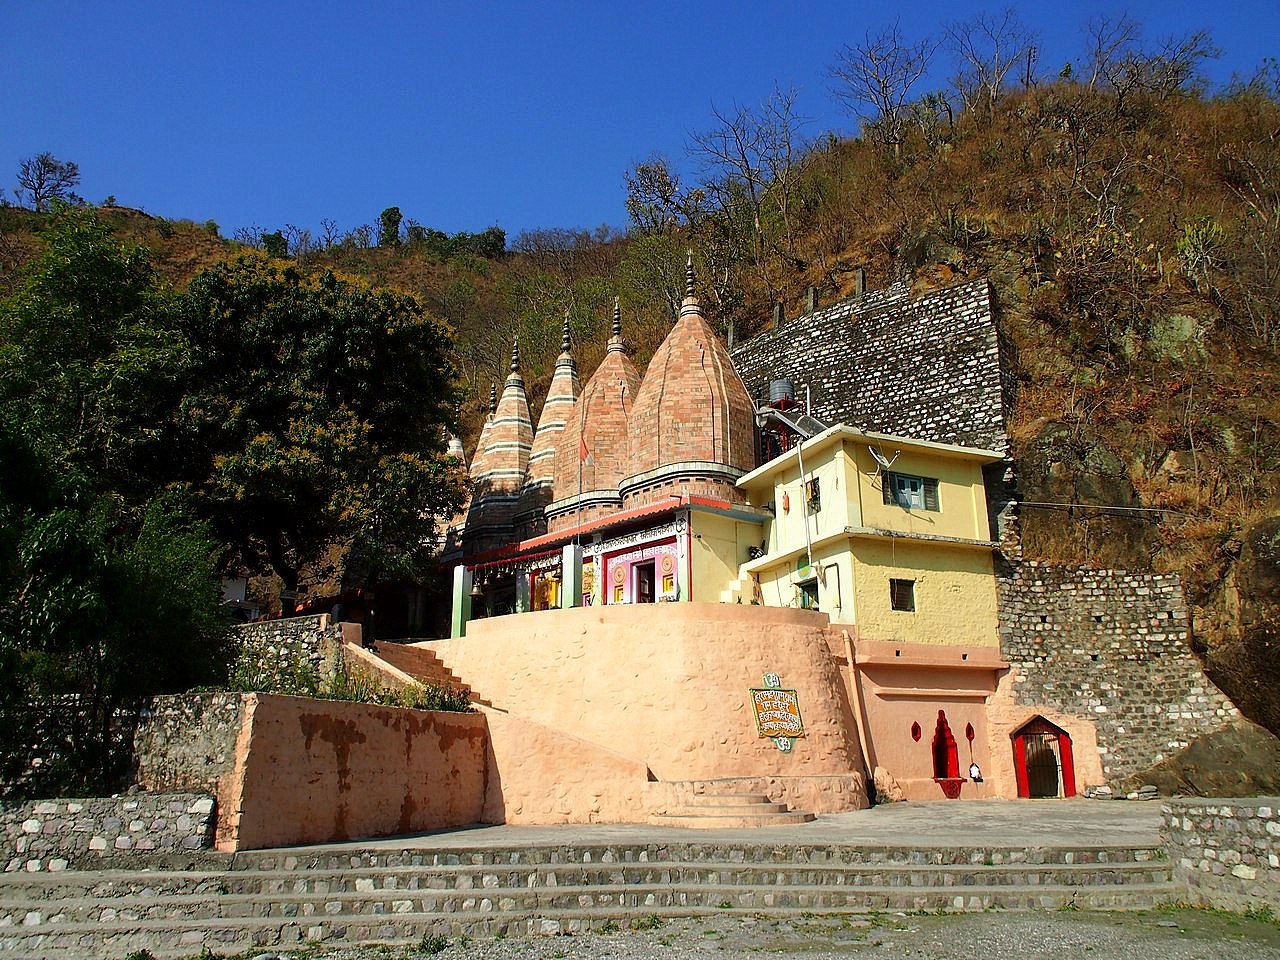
[366,641,486,704]
[0,839,1176,958]
[650,792,817,828]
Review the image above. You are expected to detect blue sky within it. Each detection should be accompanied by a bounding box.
[5,2,1276,240]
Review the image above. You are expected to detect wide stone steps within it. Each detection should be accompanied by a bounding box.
[0,859,1173,909]
[0,884,1177,959]
[650,791,816,828]
[0,841,1177,957]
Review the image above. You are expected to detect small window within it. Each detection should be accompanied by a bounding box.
[890,578,916,612]
[805,477,821,514]
[882,471,940,511]
[798,580,819,610]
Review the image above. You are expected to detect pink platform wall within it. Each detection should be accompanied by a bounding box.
[427,603,868,804]
[223,694,488,851]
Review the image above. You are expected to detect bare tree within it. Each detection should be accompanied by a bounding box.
[944,8,1039,117]
[624,155,704,234]
[319,217,340,250]
[1085,15,1218,106]
[15,153,81,211]
[688,85,809,297]
[829,22,935,155]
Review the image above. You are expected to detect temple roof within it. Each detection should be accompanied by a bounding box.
[553,302,640,500]
[626,255,755,481]
[476,338,533,495]
[518,314,580,517]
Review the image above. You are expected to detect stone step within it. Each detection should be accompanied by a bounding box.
[662,802,792,816]
[367,643,473,697]
[224,842,1166,871]
[0,859,1173,905]
[648,811,818,828]
[0,884,1179,959]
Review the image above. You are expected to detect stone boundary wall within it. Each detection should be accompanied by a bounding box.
[730,279,1008,452]
[231,614,343,693]
[134,692,245,798]
[1,793,214,872]
[1163,798,1280,910]
[997,560,1238,785]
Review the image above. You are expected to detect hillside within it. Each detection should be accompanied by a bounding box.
[3,78,1278,738]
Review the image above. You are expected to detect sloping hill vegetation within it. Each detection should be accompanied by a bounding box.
[2,13,1277,740]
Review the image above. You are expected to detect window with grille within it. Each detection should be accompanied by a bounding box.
[890,578,916,612]
[798,579,820,610]
[882,471,940,511]
[805,477,821,515]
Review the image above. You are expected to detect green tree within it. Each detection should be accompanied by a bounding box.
[0,417,229,798]
[167,255,464,591]
[261,229,288,257]
[378,206,402,247]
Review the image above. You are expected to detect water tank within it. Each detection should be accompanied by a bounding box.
[769,379,795,405]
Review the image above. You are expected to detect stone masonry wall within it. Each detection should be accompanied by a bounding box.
[998,560,1239,785]
[730,279,1007,452]
[1,793,214,872]
[1163,798,1280,910]
[134,693,245,797]
[231,614,343,693]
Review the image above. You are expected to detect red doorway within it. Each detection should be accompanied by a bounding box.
[1012,717,1077,798]
[931,710,963,797]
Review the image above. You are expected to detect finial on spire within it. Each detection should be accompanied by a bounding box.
[561,309,572,353]
[685,249,696,299]
[510,336,520,372]
[488,382,497,414]
[612,297,622,339]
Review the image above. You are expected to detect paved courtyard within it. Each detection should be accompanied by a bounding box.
[269,798,1163,856]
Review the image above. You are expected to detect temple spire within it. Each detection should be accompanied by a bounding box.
[510,336,521,373]
[561,309,572,353]
[612,297,622,339]
[488,382,497,415]
[685,250,696,299]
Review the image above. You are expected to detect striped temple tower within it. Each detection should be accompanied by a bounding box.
[623,253,755,508]
[547,300,640,533]
[514,312,580,539]
[463,341,533,554]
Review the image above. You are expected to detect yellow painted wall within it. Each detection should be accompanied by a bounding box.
[753,541,855,624]
[758,444,852,554]
[852,445,990,542]
[850,538,999,648]
[691,511,764,603]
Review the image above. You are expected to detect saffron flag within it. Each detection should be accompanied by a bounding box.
[579,436,591,464]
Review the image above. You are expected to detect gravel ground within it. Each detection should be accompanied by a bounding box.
[229,909,1280,960]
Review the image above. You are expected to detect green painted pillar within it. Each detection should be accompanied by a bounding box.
[562,544,583,608]
[450,565,473,638]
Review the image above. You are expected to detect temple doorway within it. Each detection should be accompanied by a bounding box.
[634,561,656,604]
[1012,717,1076,798]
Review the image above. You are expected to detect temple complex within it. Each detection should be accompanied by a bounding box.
[424,262,1238,817]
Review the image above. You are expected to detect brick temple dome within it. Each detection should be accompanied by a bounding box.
[515,313,580,538]
[547,302,640,531]
[623,256,755,507]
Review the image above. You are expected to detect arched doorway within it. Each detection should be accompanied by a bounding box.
[1012,717,1076,798]
[932,710,963,797]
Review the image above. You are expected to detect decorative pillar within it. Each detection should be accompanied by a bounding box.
[450,565,473,639]
[562,544,583,608]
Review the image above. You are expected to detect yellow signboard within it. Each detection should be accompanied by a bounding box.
[750,688,805,739]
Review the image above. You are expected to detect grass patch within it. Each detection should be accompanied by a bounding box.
[417,932,450,954]
[630,914,663,931]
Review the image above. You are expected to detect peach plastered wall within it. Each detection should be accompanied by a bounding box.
[224,694,487,851]
[426,603,867,792]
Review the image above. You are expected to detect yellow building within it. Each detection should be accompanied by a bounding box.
[735,425,1004,650]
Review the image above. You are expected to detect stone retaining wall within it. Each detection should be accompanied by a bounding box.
[134,692,245,797]
[997,560,1238,786]
[1163,798,1280,910]
[230,614,344,694]
[730,279,1008,452]
[0,793,214,872]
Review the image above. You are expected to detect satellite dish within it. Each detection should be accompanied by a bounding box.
[869,446,900,471]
